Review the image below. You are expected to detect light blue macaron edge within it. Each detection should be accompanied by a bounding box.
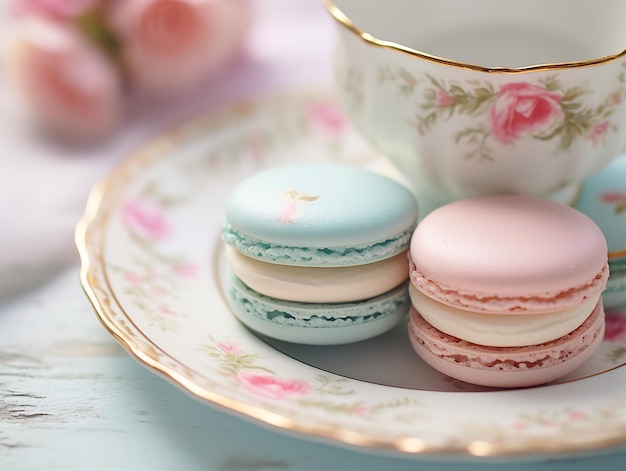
[223,163,418,267]
[574,153,626,309]
[226,274,409,345]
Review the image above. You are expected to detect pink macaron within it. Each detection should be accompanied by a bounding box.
[407,195,609,388]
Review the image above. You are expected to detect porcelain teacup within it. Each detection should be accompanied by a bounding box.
[325,0,626,212]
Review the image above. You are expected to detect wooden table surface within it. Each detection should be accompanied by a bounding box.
[1,267,624,471]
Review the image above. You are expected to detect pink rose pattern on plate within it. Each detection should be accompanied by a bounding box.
[202,333,626,430]
[121,197,171,240]
[380,67,626,161]
[460,398,626,441]
[113,191,200,332]
[235,371,311,400]
[201,337,424,417]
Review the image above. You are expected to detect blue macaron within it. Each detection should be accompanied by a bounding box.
[222,162,419,345]
[575,152,626,309]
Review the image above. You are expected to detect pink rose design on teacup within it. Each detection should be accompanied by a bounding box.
[588,120,611,146]
[436,89,455,107]
[121,198,171,240]
[235,371,311,400]
[604,311,626,342]
[489,82,564,144]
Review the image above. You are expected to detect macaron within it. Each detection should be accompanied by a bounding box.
[407,195,608,388]
[222,162,418,345]
[574,152,626,309]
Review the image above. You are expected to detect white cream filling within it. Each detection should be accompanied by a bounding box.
[225,245,409,303]
[409,284,600,347]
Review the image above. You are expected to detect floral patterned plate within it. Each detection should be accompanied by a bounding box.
[76,90,626,461]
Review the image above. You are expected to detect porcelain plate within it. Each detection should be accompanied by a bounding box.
[76,90,626,461]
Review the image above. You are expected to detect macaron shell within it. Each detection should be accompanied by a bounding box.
[223,221,414,267]
[224,163,418,265]
[227,274,409,345]
[225,245,409,303]
[410,255,609,314]
[410,195,608,311]
[407,301,605,388]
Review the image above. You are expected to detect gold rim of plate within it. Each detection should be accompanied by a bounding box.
[75,90,626,459]
[323,0,626,74]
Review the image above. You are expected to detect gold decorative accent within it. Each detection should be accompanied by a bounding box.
[609,249,626,260]
[76,90,626,459]
[282,190,320,202]
[323,0,626,74]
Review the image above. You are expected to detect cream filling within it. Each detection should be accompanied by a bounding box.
[225,245,409,303]
[409,284,601,347]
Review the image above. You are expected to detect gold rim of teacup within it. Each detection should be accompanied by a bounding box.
[324,0,626,73]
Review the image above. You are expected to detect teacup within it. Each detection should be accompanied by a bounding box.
[325,0,626,212]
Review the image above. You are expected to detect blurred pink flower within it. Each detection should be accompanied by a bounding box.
[5,19,123,141]
[121,198,171,240]
[11,0,99,20]
[106,0,251,94]
[174,261,198,279]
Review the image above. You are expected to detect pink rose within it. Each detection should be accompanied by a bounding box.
[121,198,170,240]
[5,19,123,141]
[106,0,251,94]
[489,82,564,144]
[604,311,626,342]
[235,371,311,400]
[11,0,99,20]
[123,271,142,284]
[436,89,454,107]
[611,90,623,106]
[174,261,198,279]
[588,120,611,146]
[600,191,626,203]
